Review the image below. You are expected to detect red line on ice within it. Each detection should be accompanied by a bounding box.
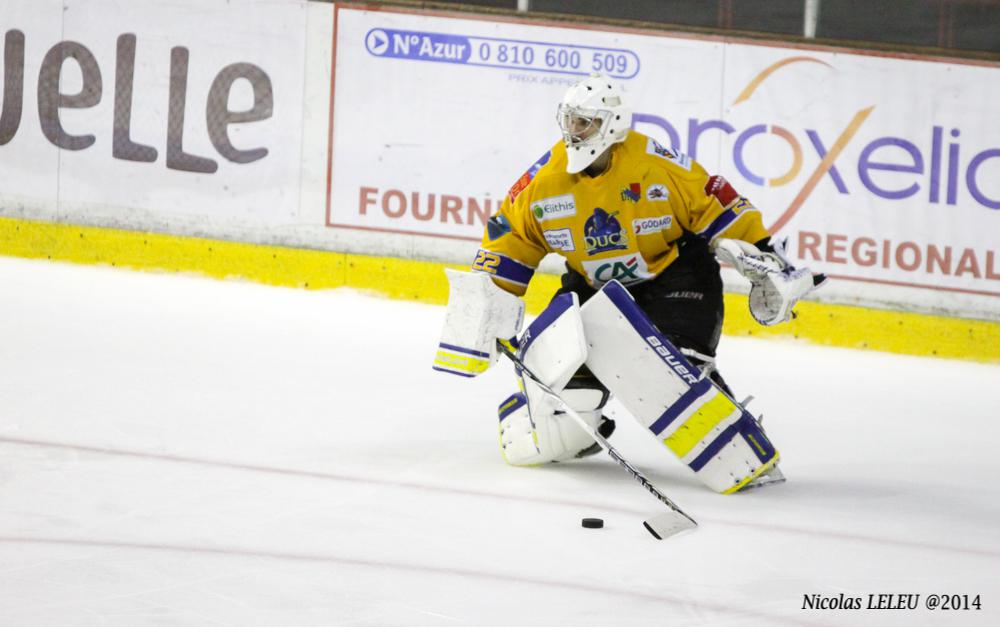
[2,436,997,562]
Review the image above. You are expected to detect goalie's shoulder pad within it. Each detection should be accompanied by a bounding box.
[704,175,739,207]
[506,149,553,203]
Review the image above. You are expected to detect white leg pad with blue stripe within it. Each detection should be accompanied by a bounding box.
[579,280,779,493]
[498,293,600,465]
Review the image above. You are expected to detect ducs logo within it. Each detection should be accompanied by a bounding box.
[0,30,273,174]
[633,56,1000,224]
[583,207,627,255]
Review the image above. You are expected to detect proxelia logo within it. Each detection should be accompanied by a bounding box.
[633,56,1000,227]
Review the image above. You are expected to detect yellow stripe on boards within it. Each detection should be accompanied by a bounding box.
[663,393,739,459]
[1,216,997,364]
[719,293,1000,364]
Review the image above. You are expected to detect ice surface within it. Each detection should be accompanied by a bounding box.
[0,256,997,626]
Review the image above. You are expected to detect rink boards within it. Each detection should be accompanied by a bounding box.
[2,215,996,364]
[0,0,997,360]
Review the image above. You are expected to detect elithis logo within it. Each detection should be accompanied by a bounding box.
[530,194,576,221]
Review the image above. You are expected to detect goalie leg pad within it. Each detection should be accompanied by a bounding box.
[579,280,779,493]
[516,292,587,390]
[497,292,605,465]
[652,377,778,493]
[498,389,605,466]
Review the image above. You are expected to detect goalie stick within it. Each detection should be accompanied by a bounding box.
[497,341,697,540]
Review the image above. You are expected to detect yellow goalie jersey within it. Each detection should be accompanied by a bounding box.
[473,130,771,295]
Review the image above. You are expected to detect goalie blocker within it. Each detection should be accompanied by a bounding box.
[433,269,524,377]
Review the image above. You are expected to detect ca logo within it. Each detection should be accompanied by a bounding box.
[582,252,654,286]
[595,257,640,283]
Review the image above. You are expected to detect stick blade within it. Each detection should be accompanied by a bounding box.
[643,511,697,540]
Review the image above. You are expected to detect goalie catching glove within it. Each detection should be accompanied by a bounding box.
[714,238,826,326]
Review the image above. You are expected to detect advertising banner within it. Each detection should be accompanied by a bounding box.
[327,5,1000,314]
[2,1,997,319]
[0,0,308,227]
[0,0,64,210]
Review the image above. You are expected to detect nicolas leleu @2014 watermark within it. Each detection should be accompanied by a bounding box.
[803,593,982,612]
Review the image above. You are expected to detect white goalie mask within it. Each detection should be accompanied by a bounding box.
[556,73,632,174]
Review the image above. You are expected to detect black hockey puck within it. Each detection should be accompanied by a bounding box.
[581,517,604,529]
